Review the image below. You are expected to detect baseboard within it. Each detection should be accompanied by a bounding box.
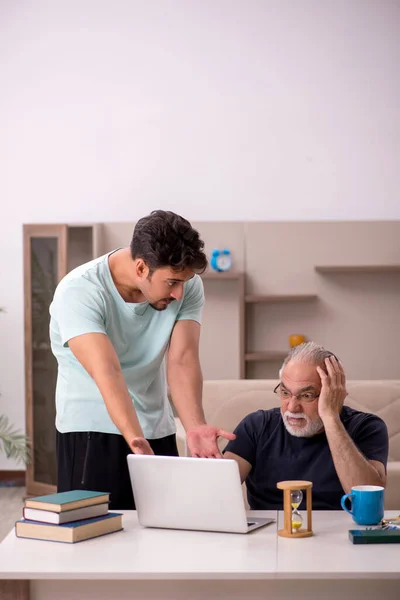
[0,470,26,487]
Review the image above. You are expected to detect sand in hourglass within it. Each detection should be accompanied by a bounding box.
[291,490,303,533]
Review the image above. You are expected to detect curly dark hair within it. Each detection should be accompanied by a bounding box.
[130,210,208,274]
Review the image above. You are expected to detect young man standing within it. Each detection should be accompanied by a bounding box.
[50,210,234,508]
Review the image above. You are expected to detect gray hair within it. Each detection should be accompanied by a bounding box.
[279,341,337,377]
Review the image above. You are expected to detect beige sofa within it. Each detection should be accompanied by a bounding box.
[175,380,400,510]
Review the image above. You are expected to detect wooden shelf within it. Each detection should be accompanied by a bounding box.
[245,351,287,362]
[245,294,317,303]
[315,265,400,273]
[201,271,244,280]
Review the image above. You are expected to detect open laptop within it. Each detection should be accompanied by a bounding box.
[127,455,275,534]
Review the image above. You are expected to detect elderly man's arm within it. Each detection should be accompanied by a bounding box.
[222,412,260,483]
[323,417,386,494]
[317,356,387,494]
[224,451,252,484]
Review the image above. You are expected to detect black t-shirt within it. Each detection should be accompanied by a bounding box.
[224,406,388,510]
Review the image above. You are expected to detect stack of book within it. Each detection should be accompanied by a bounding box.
[15,490,123,543]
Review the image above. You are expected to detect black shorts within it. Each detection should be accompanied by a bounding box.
[56,430,179,510]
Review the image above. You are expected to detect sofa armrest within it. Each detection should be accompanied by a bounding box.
[385,461,400,510]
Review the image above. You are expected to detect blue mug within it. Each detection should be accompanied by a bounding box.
[341,485,384,525]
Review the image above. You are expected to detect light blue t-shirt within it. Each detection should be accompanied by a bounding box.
[49,251,204,439]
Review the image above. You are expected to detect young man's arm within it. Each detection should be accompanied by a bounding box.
[69,333,153,455]
[167,319,205,429]
[52,282,152,453]
[167,319,235,458]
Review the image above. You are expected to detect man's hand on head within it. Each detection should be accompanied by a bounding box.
[316,356,347,423]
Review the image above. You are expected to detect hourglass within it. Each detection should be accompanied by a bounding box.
[277,480,313,538]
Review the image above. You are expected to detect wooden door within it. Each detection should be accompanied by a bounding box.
[23,224,68,496]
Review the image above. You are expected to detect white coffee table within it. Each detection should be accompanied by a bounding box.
[1,510,399,600]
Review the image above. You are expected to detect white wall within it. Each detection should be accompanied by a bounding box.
[1,0,399,468]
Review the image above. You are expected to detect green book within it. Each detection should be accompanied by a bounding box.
[349,529,400,544]
[25,490,110,513]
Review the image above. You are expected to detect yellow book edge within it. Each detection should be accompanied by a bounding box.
[16,514,123,543]
[24,494,109,513]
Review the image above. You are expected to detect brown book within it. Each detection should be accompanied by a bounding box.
[15,512,123,544]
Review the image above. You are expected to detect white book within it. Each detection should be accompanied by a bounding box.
[23,502,109,524]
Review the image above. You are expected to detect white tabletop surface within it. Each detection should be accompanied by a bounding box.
[0,510,278,580]
[277,510,400,579]
[1,510,400,581]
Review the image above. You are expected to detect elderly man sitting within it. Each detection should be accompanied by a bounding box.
[224,342,388,510]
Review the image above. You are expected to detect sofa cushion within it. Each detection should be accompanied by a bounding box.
[198,380,400,462]
[345,381,400,461]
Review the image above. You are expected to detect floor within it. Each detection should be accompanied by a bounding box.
[0,487,25,542]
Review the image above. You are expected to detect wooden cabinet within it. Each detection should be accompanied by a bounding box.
[23,224,94,496]
[23,220,400,494]
[244,295,318,376]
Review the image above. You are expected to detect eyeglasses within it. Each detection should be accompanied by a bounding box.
[273,384,320,404]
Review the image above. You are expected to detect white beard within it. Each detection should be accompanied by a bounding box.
[282,410,324,438]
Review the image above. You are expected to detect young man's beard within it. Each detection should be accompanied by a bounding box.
[149,298,175,311]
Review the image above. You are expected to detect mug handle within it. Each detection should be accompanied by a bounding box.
[341,493,354,515]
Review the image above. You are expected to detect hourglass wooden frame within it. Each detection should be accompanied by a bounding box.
[277,480,313,538]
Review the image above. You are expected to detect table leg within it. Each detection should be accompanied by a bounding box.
[0,580,30,600]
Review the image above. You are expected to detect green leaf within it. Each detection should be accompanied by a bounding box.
[0,415,32,466]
